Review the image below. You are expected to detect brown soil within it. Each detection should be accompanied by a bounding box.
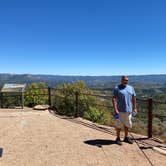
[0,108,165,166]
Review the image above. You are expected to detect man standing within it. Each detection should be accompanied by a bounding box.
[112,76,137,145]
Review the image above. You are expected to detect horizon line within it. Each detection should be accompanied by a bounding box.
[0,73,166,77]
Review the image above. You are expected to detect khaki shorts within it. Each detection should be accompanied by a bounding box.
[115,112,132,129]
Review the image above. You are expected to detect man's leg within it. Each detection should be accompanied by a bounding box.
[116,128,121,138]
[124,126,129,138]
[124,126,133,144]
[115,128,122,145]
[122,113,133,144]
[114,116,122,145]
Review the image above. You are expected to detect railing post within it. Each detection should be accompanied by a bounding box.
[75,91,79,118]
[147,98,153,138]
[0,92,1,108]
[0,92,3,108]
[48,87,52,107]
[21,91,24,109]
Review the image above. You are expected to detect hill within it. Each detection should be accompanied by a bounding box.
[0,73,166,86]
[0,73,166,97]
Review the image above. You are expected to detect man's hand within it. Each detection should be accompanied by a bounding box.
[112,96,119,114]
[115,109,119,115]
[133,108,137,113]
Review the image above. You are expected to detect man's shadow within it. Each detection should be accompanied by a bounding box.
[84,139,116,148]
[0,148,3,157]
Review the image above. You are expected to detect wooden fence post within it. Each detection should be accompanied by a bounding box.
[0,92,1,108]
[148,98,153,138]
[0,92,3,108]
[21,91,24,109]
[48,87,52,107]
[75,91,79,118]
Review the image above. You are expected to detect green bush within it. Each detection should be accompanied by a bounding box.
[53,81,113,126]
[2,93,22,108]
[25,82,48,107]
[53,81,97,116]
[83,106,111,125]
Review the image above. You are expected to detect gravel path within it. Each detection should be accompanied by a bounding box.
[0,109,165,166]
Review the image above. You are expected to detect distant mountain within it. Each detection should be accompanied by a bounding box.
[0,73,166,88]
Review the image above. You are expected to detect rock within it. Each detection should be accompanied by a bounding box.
[33,105,49,110]
[153,147,166,156]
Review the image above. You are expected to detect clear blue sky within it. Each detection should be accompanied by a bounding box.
[0,0,165,75]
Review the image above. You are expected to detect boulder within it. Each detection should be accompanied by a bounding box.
[33,105,49,110]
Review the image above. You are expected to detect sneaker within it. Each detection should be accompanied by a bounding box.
[124,137,133,144]
[115,137,122,145]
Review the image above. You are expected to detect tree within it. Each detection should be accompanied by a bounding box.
[53,81,113,125]
[25,82,48,107]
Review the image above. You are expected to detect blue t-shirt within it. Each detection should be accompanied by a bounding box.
[113,84,136,113]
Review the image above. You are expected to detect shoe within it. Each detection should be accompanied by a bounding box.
[115,137,122,145]
[124,137,133,144]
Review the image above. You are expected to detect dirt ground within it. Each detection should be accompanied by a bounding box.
[0,108,165,166]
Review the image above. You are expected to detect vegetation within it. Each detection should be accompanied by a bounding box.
[1,92,22,108]
[84,106,111,125]
[53,81,113,125]
[1,74,166,89]
[24,82,48,107]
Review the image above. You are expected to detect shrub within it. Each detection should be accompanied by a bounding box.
[25,82,48,107]
[83,106,111,125]
[53,81,96,116]
[53,81,113,125]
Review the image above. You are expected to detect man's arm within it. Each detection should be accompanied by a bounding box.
[112,96,119,114]
[132,95,137,113]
